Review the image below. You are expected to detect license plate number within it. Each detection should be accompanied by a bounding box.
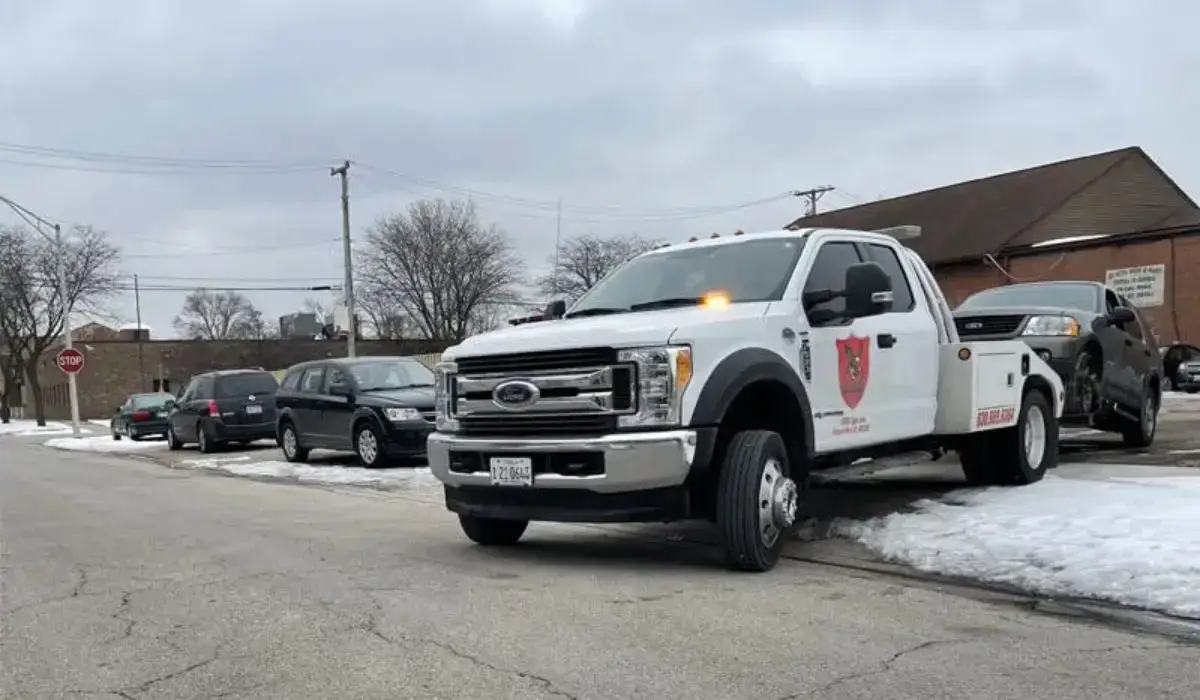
[489,457,532,486]
[245,404,263,415]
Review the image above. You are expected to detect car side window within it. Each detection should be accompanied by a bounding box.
[325,368,346,391]
[300,367,326,394]
[864,243,915,312]
[1104,289,1120,314]
[281,370,303,391]
[1119,296,1146,341]
[802,241,862,327]
[179,379,198,402]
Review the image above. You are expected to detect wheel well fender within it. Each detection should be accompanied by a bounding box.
[1022,374,1057,417]
[691,348,814,467]
[352,408,385,434]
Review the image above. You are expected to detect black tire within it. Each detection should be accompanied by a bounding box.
[715,430,801,573]
[458,514,528,546]
[197,426,219,454]
[279,421,309,463]
[129,433,142,442]
[1121,383,1159,448]
[1073,349,1102,415]
[166,425,182,450]
[960,389,1056,486]
[111,428,121,441]
[353,420,387,468]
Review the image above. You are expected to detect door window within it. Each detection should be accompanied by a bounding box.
[802,242,862,327]
[299,367,326,394]
[281,370,303,391]
[179,379,199,402]
[865,243,915,312]
[1117,295,1144,340]
[324,368,347,392]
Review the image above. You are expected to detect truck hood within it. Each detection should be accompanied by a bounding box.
[448,304,769,358]
[954,305,1101,321]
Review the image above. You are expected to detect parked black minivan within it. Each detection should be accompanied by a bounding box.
[165,368,280,453]
[274,356,436,467]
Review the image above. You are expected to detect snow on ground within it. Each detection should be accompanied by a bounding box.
[43,435,166,453]
[833,466,1200,618]
[177,454,439,490]
[0,420,91,437]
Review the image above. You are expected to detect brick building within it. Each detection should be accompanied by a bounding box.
[786,146,1200,345]
[7,337,447,420]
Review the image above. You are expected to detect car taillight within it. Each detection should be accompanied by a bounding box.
[207,400,220,417]
[132,410,151,421]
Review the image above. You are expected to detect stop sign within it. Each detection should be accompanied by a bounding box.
[56,347,85,375]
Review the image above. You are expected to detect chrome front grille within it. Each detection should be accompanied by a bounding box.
[449,348,634,437]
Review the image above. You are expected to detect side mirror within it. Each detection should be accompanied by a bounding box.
[843,262,894,318]
[544,299,567,320]
[329,383,352,397]
[1108,307,1136,325]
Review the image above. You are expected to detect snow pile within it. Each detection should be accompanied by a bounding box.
[44,435,166,453]
[833,472,1200,618]
[179,454,440,490]
[0,420,86,437]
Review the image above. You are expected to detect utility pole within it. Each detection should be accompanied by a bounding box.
[54,223,82,437]
[793,186,835,217]
[330,161,357,358]
[134,274,145,391]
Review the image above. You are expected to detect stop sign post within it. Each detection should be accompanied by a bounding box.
[56,347,85,375]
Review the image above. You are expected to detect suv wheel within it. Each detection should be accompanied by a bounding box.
[280,422,309,463]
[1122,385,1158,448]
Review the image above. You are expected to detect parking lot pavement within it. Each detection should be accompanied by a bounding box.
[3,439,1198,700]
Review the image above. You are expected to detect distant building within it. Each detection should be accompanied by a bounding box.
[279,313,321,339]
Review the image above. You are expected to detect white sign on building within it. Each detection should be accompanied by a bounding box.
[1104,264,1166,307]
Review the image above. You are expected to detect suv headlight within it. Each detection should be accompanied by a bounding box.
[617,345,692,428]
[1022,315,1080,337]
[433,361,459,432]
[384,407,420,422]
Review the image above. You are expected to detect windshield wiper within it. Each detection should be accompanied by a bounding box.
[563,307,626,319]
[629,297,704,311]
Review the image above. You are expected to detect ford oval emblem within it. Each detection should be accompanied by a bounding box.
[492,380,540,409]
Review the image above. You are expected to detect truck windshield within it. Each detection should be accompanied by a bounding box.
[957,283,1101,313]
[567,237,806,318]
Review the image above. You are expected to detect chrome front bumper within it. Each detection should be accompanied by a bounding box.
[427,430,697,494]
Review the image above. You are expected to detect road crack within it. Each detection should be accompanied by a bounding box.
[780,638,959,699]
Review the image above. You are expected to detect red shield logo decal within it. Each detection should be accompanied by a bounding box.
[836,335,871,409]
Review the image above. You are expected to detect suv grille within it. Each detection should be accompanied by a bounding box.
[955,314,1027,337]
[448,347,633,438]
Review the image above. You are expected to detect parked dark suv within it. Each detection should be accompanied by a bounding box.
[954,281,1162,447]
[165,369,280,453]
[275,356,436,467]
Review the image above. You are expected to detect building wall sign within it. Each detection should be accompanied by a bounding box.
[1105,264,1166,307]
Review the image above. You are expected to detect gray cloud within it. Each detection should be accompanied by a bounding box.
[0,0,1195,337]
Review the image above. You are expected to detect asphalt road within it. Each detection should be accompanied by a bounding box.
[3,439,1199,700]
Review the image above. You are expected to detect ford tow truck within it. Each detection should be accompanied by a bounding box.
[428,226,1065,572]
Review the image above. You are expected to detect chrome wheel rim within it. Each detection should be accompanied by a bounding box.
[283,427,297,457]
[758,458,798,548]
[358,428,378,464]
[1024,404,1047,468]
[1143,395,1157,436]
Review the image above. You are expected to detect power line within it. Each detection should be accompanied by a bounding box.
[121,238,340,259]
[0,141,326,171]
[792,186,835,216]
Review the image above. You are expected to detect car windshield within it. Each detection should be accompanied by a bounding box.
[957,283,1100,313]
[214,373,279,398]
[566,237,807,317]
[131,393,174,409]
[349,360,435,391]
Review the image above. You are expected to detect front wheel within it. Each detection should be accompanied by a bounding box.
[354,421,387,468]
[715,430,801,572]
[459,515,528,545]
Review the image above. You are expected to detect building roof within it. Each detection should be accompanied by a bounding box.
[785,147,1200,265]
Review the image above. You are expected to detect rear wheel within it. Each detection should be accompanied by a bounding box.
[1121,383,1158,448]
[960,389,1056,486]
[459,515,528,546]
[197,426,219,454]
[111,425,121,441]
[166,425,182,450]
[279,422,309,463]
[716,430,800,572]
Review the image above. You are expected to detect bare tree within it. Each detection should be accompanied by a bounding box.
[0,225,121,425]
[360,198,524,342]
[356,284,412,340]
[299,297,333,325]
[537,233,659,303]
[173,289,267,340]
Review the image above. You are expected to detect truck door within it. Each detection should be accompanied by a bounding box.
[860,240,938,440]
[798,239,887,453]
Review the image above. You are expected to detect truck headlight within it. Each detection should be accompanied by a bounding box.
[1022,315,1080,337]
[617,345,692,428]
[384,407,420,422]
[433,361,459,432]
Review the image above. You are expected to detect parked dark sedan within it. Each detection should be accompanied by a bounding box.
[110,392,176,441]
[954,280,1162,447]
[1162,343,1200,392]
[165,369,280,453]
[275,356,436,467]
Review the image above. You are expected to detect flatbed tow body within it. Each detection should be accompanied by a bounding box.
[428,226,1064,571]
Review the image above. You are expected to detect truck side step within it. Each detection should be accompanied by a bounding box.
[811,450,945,484]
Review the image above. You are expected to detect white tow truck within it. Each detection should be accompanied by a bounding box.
[428,226,1065,572]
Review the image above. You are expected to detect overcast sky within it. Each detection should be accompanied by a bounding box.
[1,0,1195,338]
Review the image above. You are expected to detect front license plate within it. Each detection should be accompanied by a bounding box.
[245,404,263,415]
[489,457,532,487]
